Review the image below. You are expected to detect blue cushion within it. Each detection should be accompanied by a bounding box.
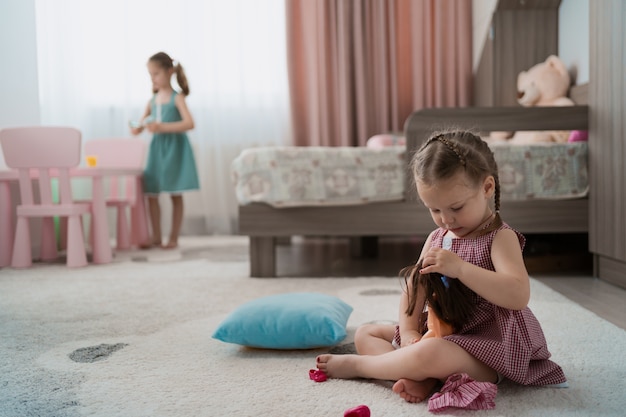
[212,292,353,349]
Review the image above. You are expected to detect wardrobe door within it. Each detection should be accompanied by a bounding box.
[589,1,626,289]
[473,1,559,107]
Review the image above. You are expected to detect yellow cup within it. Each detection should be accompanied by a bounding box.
[85,155,98,167]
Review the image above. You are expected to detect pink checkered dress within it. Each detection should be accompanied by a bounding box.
[427,224,566,386]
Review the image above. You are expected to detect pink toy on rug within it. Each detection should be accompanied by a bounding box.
[309,369,327,382]
[344,404,370,417]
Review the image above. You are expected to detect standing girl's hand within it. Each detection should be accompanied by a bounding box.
[130,126,143,136]
[145,121,163,133]
[419,247,465,279]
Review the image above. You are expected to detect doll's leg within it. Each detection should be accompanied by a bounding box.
[354,323,396,355]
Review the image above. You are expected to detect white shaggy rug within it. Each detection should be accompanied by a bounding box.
[0,236,625,417]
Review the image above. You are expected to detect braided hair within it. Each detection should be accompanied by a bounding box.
[411,129,503,234]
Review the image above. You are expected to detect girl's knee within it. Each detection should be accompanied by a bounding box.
[410,338,495,382]
[354,323,395,354]
[354,324,374,345]
[407,338,449,364]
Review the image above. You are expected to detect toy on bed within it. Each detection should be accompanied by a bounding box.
[366,133,406,149]
[401,260,475,340]
[489,55,577,144]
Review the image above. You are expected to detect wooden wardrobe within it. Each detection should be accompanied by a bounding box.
[589,1,626,289]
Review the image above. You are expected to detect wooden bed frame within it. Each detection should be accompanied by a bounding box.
[239,104,589,277]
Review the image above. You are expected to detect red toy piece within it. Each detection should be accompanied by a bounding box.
[309,369,327,382]
[344,405,371,417]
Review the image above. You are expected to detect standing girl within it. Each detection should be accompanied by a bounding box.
[315,130,567,403]
[131,52,199,249]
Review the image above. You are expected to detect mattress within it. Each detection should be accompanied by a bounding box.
[232,146,406,207]
[489,142,588,200]
[232,142,588,207]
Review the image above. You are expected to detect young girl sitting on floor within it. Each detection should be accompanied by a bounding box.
[315,129,567,403]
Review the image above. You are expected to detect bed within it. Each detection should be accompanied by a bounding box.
[236,104,589,277]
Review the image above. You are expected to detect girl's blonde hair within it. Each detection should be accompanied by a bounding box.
[411,129,503,234]
[149,51,190,96]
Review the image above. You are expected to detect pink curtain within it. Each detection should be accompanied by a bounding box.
[286,0,472,146]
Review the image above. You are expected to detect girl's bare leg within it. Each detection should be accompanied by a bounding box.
[353,323,436,401]
[142,196,162,248]
[354,323,396,355]
[316,338,497,403]
[163,195,183,249]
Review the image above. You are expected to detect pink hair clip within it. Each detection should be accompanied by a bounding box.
[309,369,327,382]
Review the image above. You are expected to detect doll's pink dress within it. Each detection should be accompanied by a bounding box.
[428,224,566,386]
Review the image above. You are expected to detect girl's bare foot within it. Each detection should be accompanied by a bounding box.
[315,354,361,379]
[392,378,438,403]
[161,241,178,250]
[139,239,162,250]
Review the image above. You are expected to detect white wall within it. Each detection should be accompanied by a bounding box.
[0,0,41,168]
[559,0,589,84]
[472,0,590,85]
[472,0,498,71]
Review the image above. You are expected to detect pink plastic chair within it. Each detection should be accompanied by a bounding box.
[0,127,90,268]
[82,138,146,250]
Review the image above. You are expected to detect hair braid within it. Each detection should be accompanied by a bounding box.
[493,172,501,212]
[413,129,504,234]
[437,136,466,166]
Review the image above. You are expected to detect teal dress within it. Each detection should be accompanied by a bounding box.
[143,91,199,194]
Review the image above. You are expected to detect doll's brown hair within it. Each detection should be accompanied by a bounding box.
[149,52,190,96]
[401,261,475,334]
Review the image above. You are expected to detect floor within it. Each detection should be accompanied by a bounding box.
[273,235,626,331]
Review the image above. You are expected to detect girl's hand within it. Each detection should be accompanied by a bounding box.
[145,122,162,133]
[419,247,465,279]
[400,330,422,348]
[130,126,143,136]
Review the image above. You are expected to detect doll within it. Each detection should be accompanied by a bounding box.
[401,260,475,339]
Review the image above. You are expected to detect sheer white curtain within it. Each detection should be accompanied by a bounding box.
[35,0,290,235]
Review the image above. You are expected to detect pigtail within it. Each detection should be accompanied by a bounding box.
[475,136,504,235]
[175,63,190,96]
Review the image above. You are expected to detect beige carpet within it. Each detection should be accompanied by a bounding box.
[0,236,625,417]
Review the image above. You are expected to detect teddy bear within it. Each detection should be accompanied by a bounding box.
[489,55,575,144]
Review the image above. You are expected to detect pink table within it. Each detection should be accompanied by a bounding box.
[0,167,149,267]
